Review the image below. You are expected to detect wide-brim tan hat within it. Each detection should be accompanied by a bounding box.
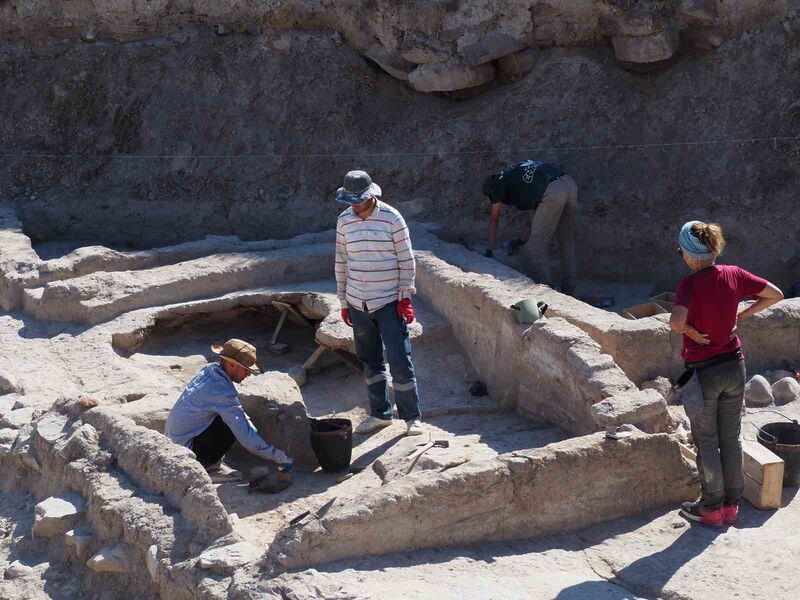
[211,339,262,374]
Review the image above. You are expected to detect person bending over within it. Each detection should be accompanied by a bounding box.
[165,338,292,481]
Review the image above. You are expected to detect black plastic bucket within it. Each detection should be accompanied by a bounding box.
[309,418,352,472]
[757,420,800,486]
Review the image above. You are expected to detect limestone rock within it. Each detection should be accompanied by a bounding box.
[0,406,39,430]
[745,375,774,407]
[0,428,17,454]
[146,545,159,582]
[400,32,450,65]
[64,526,94,560]
[87,544,132,573]
[678,0,718,25]
[497,48,538,76]
[57,423,100,462]
[459,33,526,66]
[772,377,800,405]
[364,46,415,81]
[591,389,668,433]
[239,372,318,470]
[0,369,20,394]
[408,62,495,93]
[34,411,69,449]
[642,376,673,401]
[0,395,15,417]
[198,541,261,575]
[32,493,86,538]
[3,560,34,580]
[606,13,670,37]
[612,28,679,65]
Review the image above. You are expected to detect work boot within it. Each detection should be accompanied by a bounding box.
[355,416,392,434]
[721,503,739,525]
[205,460,242,483]
[680,500,722,528]
[406,419,424,436]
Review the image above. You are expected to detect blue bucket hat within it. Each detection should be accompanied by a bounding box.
[336,170,382,205]
[678,220,714,260]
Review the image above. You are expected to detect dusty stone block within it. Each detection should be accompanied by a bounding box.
[3,560,34,580]
[57,423,100,461]
[365,45,415,80]
[238,372,318,470]
[146,545,159,582]
[745,375,774,407]
[408,62,495,93]
[591,389,669,433]
[606,13,670,37]
[772,377,800,405]
[198,541,261,575]
[400,32,450,65]
[0,427,17,454]
[33,411,69,449]
[0,406,39,430]
[64,526,94,560]
[0,369,20,394]
[678,0,718,25]
[497,48,538,76]
[642,376,673,401]
[0,395,16,418]
[33,493,86,538]
[87,543,132,573]
[612,28,679,64]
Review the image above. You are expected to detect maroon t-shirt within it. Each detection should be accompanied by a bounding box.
[675,265,768,363]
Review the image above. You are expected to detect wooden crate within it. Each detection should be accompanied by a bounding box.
[650,292,677,304]
[680,441,784,510]
[742,440,784,510]
[623,301,669,320]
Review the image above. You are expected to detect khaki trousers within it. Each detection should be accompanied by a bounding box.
[520,174,578,292]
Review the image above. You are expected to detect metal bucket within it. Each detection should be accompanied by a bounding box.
[757,419,800,487]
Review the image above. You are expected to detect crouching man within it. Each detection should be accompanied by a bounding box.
[165,338,292,481]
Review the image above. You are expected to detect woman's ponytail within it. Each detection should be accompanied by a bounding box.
[691,222,725,255]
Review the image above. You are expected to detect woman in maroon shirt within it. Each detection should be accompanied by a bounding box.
[669,221,783,527]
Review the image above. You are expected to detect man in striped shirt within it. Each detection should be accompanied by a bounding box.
[335,170,423,436]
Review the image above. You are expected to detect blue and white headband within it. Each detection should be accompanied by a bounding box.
[678,220,714,260]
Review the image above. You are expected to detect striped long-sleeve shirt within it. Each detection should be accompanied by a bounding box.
[335,200,416,312]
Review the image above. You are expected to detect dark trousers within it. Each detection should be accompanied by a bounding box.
[190,415,236,468]
[687,359,746,510]
[349,301,421,422]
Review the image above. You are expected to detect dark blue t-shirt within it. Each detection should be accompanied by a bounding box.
[487,161,564,210]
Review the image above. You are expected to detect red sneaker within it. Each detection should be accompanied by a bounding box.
[721,504,739,525]
[680,501,723,528]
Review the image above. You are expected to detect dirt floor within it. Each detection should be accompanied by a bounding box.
[126,300,570,548]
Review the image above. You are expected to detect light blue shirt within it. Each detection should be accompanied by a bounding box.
[165,363,287,463]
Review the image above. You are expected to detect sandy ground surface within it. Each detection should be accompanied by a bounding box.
[249,482,799,600]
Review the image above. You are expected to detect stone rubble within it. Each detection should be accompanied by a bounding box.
[31,494,86,538]
[746,375,775,407]
[772,377,800,405]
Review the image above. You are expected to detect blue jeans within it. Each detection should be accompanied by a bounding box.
[348,301,421,422]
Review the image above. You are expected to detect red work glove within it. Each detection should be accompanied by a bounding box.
[397,298,415,324]
[340,308,352,327]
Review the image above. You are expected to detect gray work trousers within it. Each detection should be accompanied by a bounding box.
[686,359,746,510]
[520,175,578,293]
